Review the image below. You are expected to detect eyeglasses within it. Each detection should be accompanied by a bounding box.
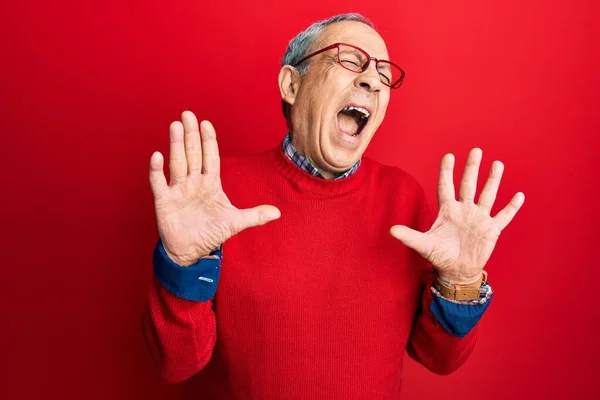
[293,42,405,89]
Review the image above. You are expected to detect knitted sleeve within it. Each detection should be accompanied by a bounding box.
[141,279,217,383]
[140,242,219,383]
[407,273,481,374]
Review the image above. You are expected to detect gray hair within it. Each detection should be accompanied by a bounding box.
[282,13,375,75]
[280,13,376,121]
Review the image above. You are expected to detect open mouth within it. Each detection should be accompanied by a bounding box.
[337,106,370,137]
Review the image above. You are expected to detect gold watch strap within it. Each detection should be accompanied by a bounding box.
[435,271,487,301]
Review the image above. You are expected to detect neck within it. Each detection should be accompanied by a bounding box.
[315,166,342,180]
[288,132,343,180]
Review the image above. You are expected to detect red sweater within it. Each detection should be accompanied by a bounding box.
[142,146,479,399]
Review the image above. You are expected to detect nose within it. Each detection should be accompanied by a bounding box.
[354,59,383,92]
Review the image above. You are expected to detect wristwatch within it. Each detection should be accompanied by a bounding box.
[435,271,488,301]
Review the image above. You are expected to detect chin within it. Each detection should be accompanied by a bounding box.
[321,148,361,172]
[327,133,371,165]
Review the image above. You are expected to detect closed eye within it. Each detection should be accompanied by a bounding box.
[341,60,361,67]
[379,72,391,84]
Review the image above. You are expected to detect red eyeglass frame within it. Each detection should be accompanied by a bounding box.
[293,42,405,89]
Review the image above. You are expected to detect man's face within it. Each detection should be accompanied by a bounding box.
[286,21,391,178]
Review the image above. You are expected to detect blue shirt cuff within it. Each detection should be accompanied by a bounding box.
[153,239,222,302]
[429,284,493,338]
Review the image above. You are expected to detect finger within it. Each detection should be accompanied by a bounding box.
[459,148,483,202]
[149,151,168,198]
[493,192,525,230]
[234,205,281,231]
[169,121,187,184]
[389,225,433,259]
[477,160,504,213]
[200,120,221,176]
[181,111,202,176]
[438,153,456,205]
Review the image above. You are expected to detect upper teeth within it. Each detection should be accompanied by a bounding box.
[343,106,370,119]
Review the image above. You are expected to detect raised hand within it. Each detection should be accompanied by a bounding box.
[149,111,281,266]
[390,148,525,285]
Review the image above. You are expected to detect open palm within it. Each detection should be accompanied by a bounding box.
[149,111,280,266]
[390,148,525,285]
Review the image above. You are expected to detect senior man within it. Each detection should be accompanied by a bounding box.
[142,13,524,399]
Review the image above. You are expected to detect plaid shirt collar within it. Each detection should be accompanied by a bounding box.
[281,133,361,180]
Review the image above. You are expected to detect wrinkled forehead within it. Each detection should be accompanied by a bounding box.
[314,20,390,60]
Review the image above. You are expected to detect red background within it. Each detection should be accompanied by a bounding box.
[1,0,599,399]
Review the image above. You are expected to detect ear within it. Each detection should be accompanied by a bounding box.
[278,65,301,107]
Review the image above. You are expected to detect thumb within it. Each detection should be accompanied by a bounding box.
[389,225,433,258]
[235,205,281,231]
